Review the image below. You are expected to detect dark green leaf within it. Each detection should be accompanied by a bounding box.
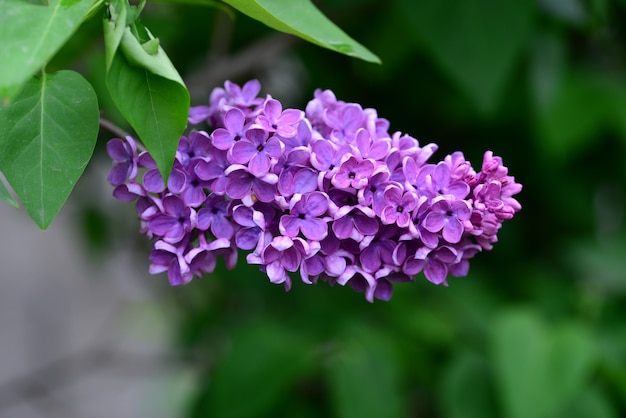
[558,385,617,418]
[104,9,189,181]
[106,51,189,182]
[491,310,595,418]
[223,0,380,64]
[535,72,626,160]
[440,351,498,418]
[204,321,314,418]
[0,0,94,102]
[398,0,534,114]
[0,70,99,229]
[327,326,407,418]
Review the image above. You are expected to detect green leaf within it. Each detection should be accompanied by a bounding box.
[0,70,99,229]
[440,351,498,418]
[491,310,596,418]
[104,10,189,181]
[222,0,380,64]
[204,321,314,418]
[106,52,189,182]
[0,175,19,208]
[0,0,94,103]
[558,385,617,418]
[535,71,626,160]
[119,24,185,85]
[103,0,129,70]
[327,326,407,418]
[398,0,534,114]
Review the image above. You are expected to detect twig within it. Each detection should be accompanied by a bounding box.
[186,32,297,102]
[99,116,131,139]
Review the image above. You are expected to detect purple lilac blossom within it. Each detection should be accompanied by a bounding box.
[107,79,522,302]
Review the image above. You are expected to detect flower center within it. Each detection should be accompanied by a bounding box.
[348,171,356,179]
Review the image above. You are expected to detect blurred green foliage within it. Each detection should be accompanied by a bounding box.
[69,0,626,416]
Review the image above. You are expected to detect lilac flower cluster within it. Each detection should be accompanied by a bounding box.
[107,80,522,302]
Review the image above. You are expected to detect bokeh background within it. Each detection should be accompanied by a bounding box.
[2,0,626,417]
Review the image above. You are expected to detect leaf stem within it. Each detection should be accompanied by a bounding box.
[99,116,147,152]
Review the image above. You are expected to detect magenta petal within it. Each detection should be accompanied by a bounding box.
[280,215,300,237]
[311,140,334,169]
[212,129,235,150]
[279,109,302,125]
[241,79,261,100]
[225,173,251,199]
[236,228,260,250]
[442,219,463,243]
[252,179,276,202]
[182,186,206,207]
[360,247,381,272]
[374,279,393,301]
[324,255,347,276]
[212,215,235,239]
[282,248,301,271]
[332,216,354,239]
[168,169,186,193]
[143,170,165,193]
[231,140,257,164]
[369,140,389,160]
[306,192,329,217]
[223,107,245,131]
[423,211,446,233]
[353,213,379,235]
[267,261,287,284]
[433,162,451,186]
[264,99,282,120]
[301,218,327,241]
[264,137,283,158]
[424,259,448,285]
[149,216,178,236]
[106,139,128,160]
[248,153,271,176]
[447,181,470,199]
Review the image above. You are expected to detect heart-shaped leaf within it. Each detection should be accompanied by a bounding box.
[223,0,380,64]
[0,70,99,229]
[0,0,93,102]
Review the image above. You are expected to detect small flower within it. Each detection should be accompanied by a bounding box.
[230,128,283,176]
[197,194,234,239]
[332,156,375,190]
[255,98,302,138]
[423,197,471,243]
[224,165,278,204]
[148,196,196,243]
[375,185,418,228]
[212,108,248,151]
[279,192,329,241]
[149,239,193,286]
[106,136,138,186]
